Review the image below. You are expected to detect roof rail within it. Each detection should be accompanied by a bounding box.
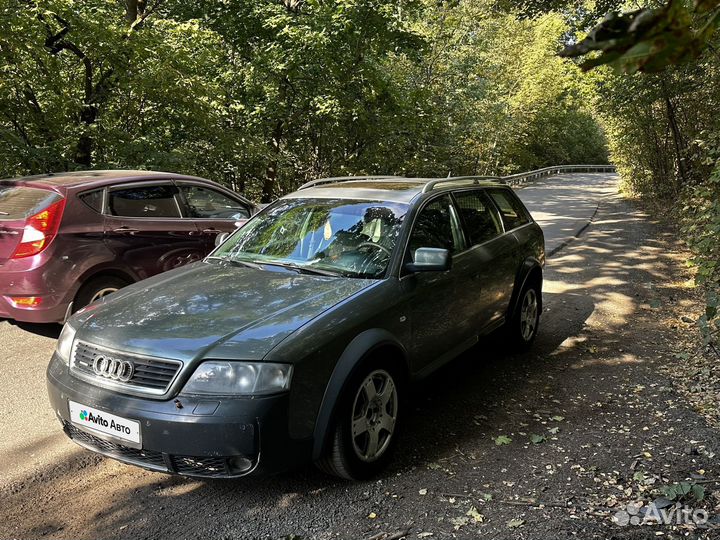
[421,175,502,193]
[298,175,402,190]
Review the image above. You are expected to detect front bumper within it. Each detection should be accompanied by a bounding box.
[46,353,313,478]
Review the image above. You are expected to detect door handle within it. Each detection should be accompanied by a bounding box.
[202,228,220,234]
[113,227,140,233]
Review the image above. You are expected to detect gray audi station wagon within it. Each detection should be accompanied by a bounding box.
[47,176,544,480]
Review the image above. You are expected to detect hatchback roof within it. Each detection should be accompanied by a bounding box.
[286,176,506,204]
[0,170,205,190]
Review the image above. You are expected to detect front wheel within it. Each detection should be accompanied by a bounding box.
[508,282,541,350]
[318,364,401,480]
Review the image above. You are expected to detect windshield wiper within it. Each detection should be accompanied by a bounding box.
[207,255,264,270]
[260,261,342,277]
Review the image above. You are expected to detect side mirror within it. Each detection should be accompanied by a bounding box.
[214,232,230,247]
[405,247,451,273]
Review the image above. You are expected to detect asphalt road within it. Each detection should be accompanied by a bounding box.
[8,172,715,539]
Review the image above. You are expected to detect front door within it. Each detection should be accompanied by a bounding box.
[176,183,252,251]
[103,183,204,279]
[402,194,469,375]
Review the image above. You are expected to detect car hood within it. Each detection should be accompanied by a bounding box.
[75,261,376,361]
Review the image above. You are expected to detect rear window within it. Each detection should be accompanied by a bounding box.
[488,189,530,230]
[0,185,63,220]
[108,185,181,218]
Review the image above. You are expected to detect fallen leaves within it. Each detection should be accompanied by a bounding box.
[493,435,512,445]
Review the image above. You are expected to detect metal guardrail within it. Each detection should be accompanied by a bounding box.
[297,164,617,191]
[500,164,616,187]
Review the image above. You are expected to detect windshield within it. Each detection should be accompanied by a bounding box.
[212,198,408,278]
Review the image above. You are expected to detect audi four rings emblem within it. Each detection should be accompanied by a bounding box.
[92,355,134,382]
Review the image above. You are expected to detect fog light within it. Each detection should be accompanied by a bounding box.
[8,296,42,308]
[227,456,253,474]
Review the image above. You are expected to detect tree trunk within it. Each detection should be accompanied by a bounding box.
[659,79,688,190]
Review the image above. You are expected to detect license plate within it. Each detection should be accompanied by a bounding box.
[68,400,141,447]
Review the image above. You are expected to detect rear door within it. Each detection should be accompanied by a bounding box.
[0,184,63,265]
[175,182,253,251]
[103,182,204,280]
[452,189,516,329]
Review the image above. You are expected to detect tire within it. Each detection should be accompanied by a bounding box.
[318,361,402,480]
[508,280,541,350]
[73,276,130,313]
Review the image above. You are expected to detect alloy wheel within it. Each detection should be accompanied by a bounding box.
[351,369,398,463]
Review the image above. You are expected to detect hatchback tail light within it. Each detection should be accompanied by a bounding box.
[12,198,66,259]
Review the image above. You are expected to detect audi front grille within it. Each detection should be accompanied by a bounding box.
[70,340,183,397]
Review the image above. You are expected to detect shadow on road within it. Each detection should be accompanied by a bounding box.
[2,318,62,339]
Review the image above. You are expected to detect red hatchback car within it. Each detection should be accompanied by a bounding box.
[0,170,255,324]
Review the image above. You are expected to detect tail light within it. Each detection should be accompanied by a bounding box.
[12,198,66,259]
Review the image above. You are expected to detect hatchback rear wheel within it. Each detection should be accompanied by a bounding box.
[73,276,130,313]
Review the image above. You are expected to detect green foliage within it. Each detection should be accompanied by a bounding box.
[560,0,720,73]
[661,482,705,502]
[0,0,608,200]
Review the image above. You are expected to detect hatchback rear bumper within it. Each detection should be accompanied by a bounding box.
[46,353,313,477]
[0,294,69,324]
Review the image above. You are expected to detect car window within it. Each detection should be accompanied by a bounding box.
[179,185,250,220]
[454,190,503,246]
[108,185,181,218]
[488,189,530,230]
[79,189,103,213]
[407,195,463,262]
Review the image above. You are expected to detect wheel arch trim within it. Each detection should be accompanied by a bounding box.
[508,257,544,318]
[311,328,408,461]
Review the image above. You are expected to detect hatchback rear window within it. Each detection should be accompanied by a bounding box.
[0,185,63,220]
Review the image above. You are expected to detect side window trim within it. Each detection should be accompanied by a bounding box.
[105,181,184,220]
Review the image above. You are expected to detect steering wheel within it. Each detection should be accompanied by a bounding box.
[358,242,391,256]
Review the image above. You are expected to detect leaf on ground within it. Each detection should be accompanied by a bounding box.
[530,434,546,444]
[494,435,512,445]
[451,516,469,530]
[548,427,560,434]
[551,415,565,422]
[507,518,526,529]
[466,506,484,523]
[481,493,493,502]
[368,512,377,519]
[419,488,428,496]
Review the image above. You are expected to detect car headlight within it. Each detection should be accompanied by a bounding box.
[56,322,77,365]
[182,361,293,396]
